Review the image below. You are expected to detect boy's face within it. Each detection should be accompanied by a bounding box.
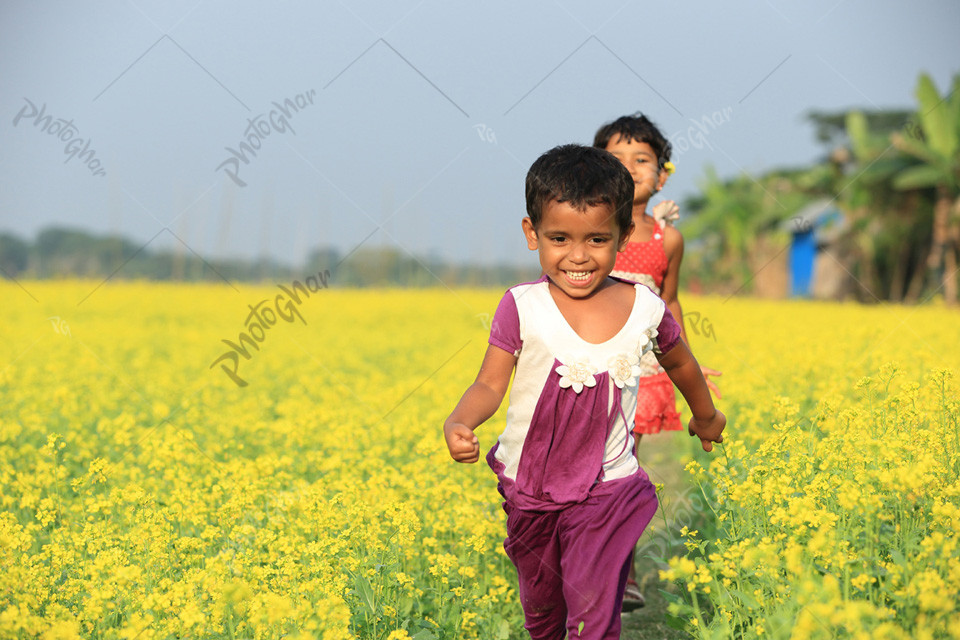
[522,200,633,300]
[604,135,668,206]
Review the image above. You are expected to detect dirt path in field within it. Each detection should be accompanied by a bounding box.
[620,430,700,640]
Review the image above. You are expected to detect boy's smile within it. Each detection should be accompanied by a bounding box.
[523,200,633,300]
[604,136,668,206]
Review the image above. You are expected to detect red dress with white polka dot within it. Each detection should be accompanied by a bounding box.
[616,231,669,290]
[612,230,682,434]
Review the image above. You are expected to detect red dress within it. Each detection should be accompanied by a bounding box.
[611,229,682,434]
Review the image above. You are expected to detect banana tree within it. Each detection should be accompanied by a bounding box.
[841,110,923,301]
[683,167,804,294]
[891,73,960,305]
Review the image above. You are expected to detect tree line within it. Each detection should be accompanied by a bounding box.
[0,228,539,288]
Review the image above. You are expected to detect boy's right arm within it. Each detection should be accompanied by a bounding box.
[444,344,517,464]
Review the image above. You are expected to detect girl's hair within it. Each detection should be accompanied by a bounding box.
[525,144,633,232]
[593,113,672,169]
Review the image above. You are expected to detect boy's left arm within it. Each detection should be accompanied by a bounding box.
[659,226,686,342]
[656,339,726,451]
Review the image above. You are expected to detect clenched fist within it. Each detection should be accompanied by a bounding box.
[444,422,480,463]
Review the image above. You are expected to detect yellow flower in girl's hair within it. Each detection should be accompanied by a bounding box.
[663,161,676,174]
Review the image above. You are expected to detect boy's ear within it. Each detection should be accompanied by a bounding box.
[618,222,636,251]
[521,218,539,250]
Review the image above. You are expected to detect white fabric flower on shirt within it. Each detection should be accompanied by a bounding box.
[637,327,659,355]
[556,360,597,393]
[608,353,642,389]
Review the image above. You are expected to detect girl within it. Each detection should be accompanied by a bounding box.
[595,114,722,610]
[443,144,725,639]
[596,113,722,435]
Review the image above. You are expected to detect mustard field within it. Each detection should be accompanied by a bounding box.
[1,280,958,639]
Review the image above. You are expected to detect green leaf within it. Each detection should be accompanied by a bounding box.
[345,569,376,615]
[658,588,684,605]
[578,620,585,635]
[916,73,957,159]
[496,619,511,640]
[410,631,436,640]
[665,613,688,630]
[730,587,761,608]
[846,111,871,161]
[893,164,945,190]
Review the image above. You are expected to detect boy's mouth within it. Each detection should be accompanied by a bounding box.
[563,270,593,283]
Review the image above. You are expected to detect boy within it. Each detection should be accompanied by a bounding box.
[444,144,724,639]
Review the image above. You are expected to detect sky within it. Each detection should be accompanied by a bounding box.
[2,0,958,272]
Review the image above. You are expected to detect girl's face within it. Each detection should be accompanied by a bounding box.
[522,199,633,300]
[604,136,668,206]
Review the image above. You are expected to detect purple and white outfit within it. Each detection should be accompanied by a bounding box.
[486,275,681,640]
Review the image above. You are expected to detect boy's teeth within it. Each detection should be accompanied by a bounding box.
[566,271,590,281]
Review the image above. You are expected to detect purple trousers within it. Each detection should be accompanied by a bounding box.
[501,469,659,639]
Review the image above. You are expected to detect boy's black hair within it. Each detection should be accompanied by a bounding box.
[525,144,634,232]
[593,112,672,169]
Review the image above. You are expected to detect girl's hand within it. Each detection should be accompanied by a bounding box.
[444,422,480,463]
[651,200,680,229]
[701,366,722,399]
[688,410,726,453]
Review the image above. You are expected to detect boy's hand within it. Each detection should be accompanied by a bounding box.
[444,422,480,463]
[688,410,726,452]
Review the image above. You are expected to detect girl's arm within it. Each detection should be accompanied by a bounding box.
[656,339,726,452]
[443,344,517,463]
[662,226,722,398]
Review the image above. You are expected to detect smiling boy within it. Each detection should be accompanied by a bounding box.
[443,144,724,639]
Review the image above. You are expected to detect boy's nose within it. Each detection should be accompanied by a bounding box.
[568,242,589,262]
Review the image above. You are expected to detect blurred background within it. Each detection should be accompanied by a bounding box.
[1,0,958,301]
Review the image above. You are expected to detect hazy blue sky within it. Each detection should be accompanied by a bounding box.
[2,0,958,270]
